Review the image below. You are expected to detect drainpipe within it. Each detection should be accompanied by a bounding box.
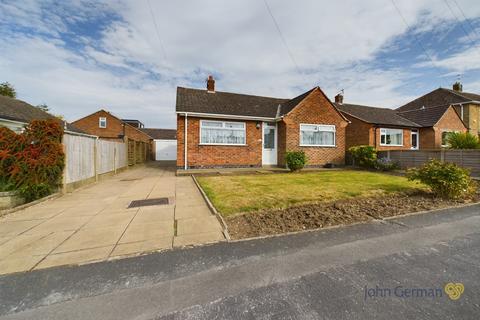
[184,113,188,170]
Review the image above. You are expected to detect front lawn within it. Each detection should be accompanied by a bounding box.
[197,170,424,216]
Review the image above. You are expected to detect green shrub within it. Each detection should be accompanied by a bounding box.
[375,157,400,171]
[349,145,377,168]
[285,151,307,172]
[446,132,480,149]
[407,159,476,199]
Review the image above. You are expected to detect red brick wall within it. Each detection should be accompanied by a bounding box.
[176,116,262,168]
[73,110,151,143]
[373,127,413,150]
[431,106,467,148]
[342,116,372,150]
[281,89,348,166]
[419,128,436,149]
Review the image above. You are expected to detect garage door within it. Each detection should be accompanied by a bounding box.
[155,139,177,160]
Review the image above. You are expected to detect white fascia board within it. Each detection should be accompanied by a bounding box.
[176,111,278,122]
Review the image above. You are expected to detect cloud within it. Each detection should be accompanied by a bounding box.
[1,0,480,127]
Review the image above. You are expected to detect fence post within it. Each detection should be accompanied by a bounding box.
[440,149,445,163]
[61,135,68,194]
[94,137,99,182]
[387,150,391,160]
[114,144,117,174]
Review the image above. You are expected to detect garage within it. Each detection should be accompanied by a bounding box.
[140,128,177,161]
[154,139,177,160]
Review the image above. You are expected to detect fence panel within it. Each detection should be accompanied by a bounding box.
[116,142,127,168]
[96,140,116,174]
[379,149,480,177]
[63,133,96,184]
[63,134,129,186]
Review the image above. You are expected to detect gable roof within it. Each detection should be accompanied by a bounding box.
[397,88,480,112]
[396,104,454,127]
[0,95,84,133]
[176,87,288,118]
[176,86,348,123]
[335,103,420,127]
[140,128,176,140]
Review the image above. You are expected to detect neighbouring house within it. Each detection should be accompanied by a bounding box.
[176,76,349,169]
[0,95,83,134]
[396,82,480,137]
[334,95,421,150]
[122,119,145,128]
[140,128,177,161]
[72,110,153,165]
[335,91,467,150]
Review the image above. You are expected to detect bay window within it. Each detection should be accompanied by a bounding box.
[200,120,246,145]
[300,124,336,146]
[380,128,403,146]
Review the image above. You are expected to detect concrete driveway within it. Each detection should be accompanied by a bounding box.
[0,164,224,275]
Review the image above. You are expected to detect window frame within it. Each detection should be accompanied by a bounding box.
[441,130,459,147]
[199,119,247,146]
[379,128,403,146]
[299,124,336,147]
[99,117,107,128]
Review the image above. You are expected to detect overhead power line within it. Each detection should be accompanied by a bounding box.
[389,0,445,82]
[147,0,167,61]
[451,0,480,40]
[443,0,480,54]
[263,0,302,76]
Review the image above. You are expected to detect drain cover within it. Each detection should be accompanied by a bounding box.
[128,197,169,208]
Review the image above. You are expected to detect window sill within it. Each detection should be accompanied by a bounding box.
[299,144,336,148]
[379,144,403,147]
[199,143,247,146]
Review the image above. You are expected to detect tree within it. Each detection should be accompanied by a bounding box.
[36,104,50,112]
[0,82,16,98]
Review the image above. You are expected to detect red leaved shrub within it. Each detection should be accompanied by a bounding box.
[0,119,65,201]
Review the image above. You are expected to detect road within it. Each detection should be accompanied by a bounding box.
[1,204,479,319]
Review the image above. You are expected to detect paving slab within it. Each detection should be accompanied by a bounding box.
[119,221,174,243]
[0,164,224,275]
[110,237,172,257]
[173,231,225,248]
[35,246,114,270]
[53,226,126,253]
[176,216,223,236]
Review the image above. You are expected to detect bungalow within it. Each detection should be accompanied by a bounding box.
[176,76,349,169]
[397,82,480,137]
[0,95,83,134]
[335,91,467,150]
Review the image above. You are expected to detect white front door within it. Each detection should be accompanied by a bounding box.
[411,130,419,150]
[262,122,277,165]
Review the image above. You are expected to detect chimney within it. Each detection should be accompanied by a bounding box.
[334,92,344,104]
[453,81,463,92]
[207,75,215,93]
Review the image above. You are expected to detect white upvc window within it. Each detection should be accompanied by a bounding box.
[441,130,459,147]
[200,120,246,145]
[380,128,403,146]
[99,117,107,128]
[300,124,336,147]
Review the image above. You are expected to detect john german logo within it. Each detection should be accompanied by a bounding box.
[364,282,464,301]
[444,282,464,300]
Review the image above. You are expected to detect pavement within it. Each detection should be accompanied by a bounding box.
[0,164,224,275]
[0,203,479,319]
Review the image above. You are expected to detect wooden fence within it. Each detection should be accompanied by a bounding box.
[378,149,480,177]
[63,133,128,191]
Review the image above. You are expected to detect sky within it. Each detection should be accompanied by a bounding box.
[1,0,480,128]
